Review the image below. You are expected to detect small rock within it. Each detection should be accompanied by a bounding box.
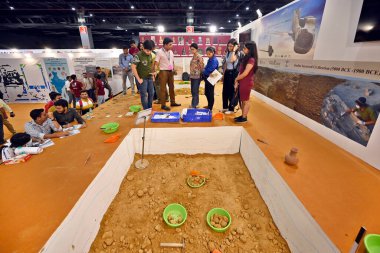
[136,228,142,234]
[267,234,274,240]
[120,235,125,242]
[155,224,162,232]
[127,175,134,181]
[176,228,182,233]
[143,188,148,193]
[104,238,113,246]
[248,224,252,229]
[240,235,247,243]
[129,190,135,197]
[232,231,237,235]
[102,231,113,239]
[244,213,250,219]
[244,204,249,210]
[139,250,144,253]
[122,223,127,228]
[237,227,244,235]
[189,239,194,244]
[137,190,144,197]
[142,238,151,249]
[148,188,155,196]
[148,233,156,240]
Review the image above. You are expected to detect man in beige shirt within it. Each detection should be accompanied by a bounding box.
[153,37,181,111]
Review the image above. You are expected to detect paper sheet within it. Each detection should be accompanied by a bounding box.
[207,70,223,86]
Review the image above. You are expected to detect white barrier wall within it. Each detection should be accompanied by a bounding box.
[40,127,337,253]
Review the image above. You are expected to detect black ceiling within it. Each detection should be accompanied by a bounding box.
[0,0,293,49]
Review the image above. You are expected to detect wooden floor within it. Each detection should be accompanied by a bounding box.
[0,87,379,253]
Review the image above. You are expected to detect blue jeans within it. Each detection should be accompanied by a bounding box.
[190,78,201,108]
[139,78,154,109]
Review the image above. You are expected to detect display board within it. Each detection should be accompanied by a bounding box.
[43,58,69,94]
[257,0,326,60]
[0,58,50,102]
[139,32,231,57]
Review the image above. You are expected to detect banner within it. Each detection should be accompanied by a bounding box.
[0,58,50,102]
[43,58,69,94]
[258,0,326,60]
[73,57,96,77]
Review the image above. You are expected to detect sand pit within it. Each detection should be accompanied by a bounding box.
[89,154,290,253]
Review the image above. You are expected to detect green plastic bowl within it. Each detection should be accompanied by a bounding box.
[129,105,142,113]
[101,122,119,134]
[206,208,232,233]
[187,175,206,188]
[163,203,187,228]
[364,234,380,253]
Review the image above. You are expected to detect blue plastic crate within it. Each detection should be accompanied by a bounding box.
[151,112,181,123]
[182,108,212,122]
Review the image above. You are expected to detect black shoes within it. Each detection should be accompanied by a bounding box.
[170,102,181,107]
[161,105,171,111]
[235,116,247,123]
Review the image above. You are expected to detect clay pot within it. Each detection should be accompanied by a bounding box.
[285,147,299,166]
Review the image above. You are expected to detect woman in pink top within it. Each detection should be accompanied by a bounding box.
[234,41,258,123]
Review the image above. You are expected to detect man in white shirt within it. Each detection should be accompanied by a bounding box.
[64,75,75,107]
[153,37,181,111]
[82,72,96,101]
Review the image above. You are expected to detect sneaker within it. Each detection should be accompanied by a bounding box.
[220,109,228,113]
[161,105,171,111]
[171,102,181,107]
[154,100,160,104]
[225,110,234,115]
[234,115,243,121]
[235,117,247,123]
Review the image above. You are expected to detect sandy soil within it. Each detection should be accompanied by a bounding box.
[89,154,290,253]
[175,87,205,96]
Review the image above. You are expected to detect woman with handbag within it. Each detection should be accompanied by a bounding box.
[234,41,258,123]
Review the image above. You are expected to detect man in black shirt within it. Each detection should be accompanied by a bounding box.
[53,99,87,128]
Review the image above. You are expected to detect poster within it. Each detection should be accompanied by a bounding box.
[140,34,230,57]
[258,0,326,59]
[43,58,69,94]
[73,57,96,77]
[96,58,113,80]
[255,59,380,146]
[0,58,50,102]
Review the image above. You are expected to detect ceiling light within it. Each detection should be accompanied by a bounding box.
[10,6,14,10]
[236,14,239,17]
[362,24,374,31]
[246,7,249,10]
[209,25,217,33]
[89,13,93,17]
[256,9,263,18]
[189,6,193,10]
[125,29,128,32]
[238,22,242,28]
[102,19,106,22]
[45,47,52,52]
[131,5,135,9]
[157,25,165,33]
[112,47,117,50]
[228,20,231,23]
[219,27,224,29]
[71,7,76,11]
[78,17,85,23]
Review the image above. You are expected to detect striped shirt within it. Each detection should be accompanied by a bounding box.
[25,119,62,139]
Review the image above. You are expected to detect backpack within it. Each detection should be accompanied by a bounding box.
[182,72,190,81]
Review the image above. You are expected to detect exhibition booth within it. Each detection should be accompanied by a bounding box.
[0,0,379,252]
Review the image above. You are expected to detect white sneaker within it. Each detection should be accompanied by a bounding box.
[225,110,234,115]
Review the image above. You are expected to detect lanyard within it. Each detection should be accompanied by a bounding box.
[163,48,171,61]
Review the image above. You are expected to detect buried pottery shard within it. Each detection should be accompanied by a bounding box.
[285,147,299,166]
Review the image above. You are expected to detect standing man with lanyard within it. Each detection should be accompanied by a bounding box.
[119,46,135,95]
[153,37,181,111]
